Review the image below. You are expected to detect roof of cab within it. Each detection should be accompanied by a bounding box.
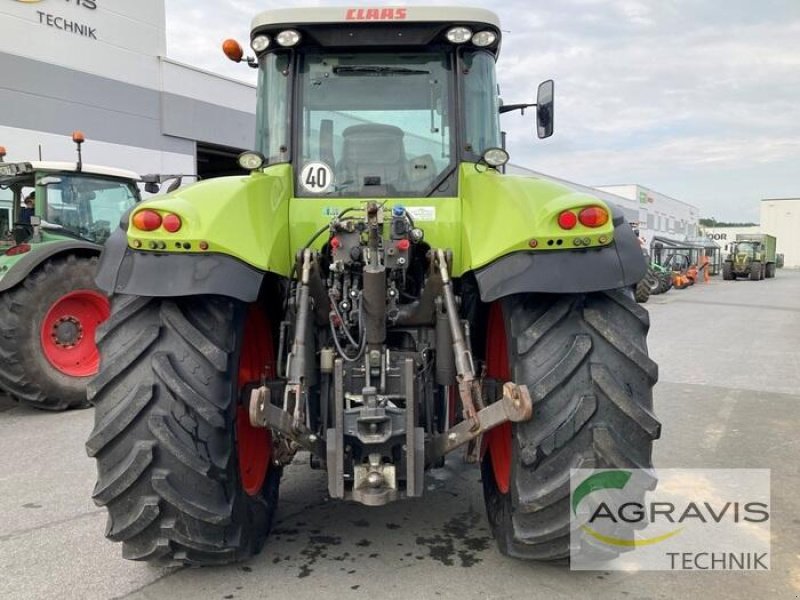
[252,6,500,31]
[29,161,140,181]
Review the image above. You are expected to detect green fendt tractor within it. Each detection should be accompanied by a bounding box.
[87,7,659,565]
[722,233,777,281]
[648,262,673,294]
[0,134,140,410]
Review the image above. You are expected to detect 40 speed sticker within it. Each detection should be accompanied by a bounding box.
[300,162,333,193]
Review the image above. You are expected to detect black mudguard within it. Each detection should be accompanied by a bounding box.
[95,227,265,302]
[474,212,647,302]
[0,240,101,293]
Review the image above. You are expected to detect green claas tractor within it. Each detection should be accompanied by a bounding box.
[0,134,141,410]
[87,7,659,565]
[722,233,777,281]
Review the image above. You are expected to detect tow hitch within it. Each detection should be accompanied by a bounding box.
[247,379,533,502]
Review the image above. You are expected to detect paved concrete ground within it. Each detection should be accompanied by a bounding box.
[1,271,799,599]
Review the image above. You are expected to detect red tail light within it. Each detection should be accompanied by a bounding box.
[578,206,609,228]
[132,210,162,231]
[558,210,577,230]
[162,213,182,233]
[5,243,31,256]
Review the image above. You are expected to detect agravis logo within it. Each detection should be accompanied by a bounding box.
[572,470,683,547]
[14,0,97,8]
[570,469,771,571]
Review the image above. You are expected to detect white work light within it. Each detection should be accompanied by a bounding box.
[238,151,265,171]
[446,26,473,44]
[276,30,301,47]
[471,30,497,47]
[482,147,509,168]
[251,34,270,52]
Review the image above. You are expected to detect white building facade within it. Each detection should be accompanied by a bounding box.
[701,225,760,257]
[761,198,799,268]
[595,184,700,248]
[0,0,256,227]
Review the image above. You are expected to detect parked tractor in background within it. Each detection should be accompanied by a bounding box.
[631,223,657,303]
[634,265,660,302]
[649,262,673,294]
[722,233,777,281]
[87,7,659,566]
[0,134,141,410]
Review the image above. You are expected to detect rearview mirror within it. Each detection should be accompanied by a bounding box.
[166,177,183,193]
[144,182,160,194]
[536,80,554,139]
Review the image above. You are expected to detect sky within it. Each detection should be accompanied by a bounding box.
[164,0,800,222]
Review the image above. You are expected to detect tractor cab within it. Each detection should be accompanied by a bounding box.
[0,136,140,251]
[225,7,554,198]
[1,163,140,248]
[732,240,758,261]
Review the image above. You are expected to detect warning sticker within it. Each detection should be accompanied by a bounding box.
[299,162,333,194]
[406,206,436,222]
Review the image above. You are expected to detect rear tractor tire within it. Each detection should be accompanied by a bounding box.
[750,262,761,281]
[481,290,660,561]
[86,295,281,566]
[634,276,651,303]
[722,263,733,281]
[0,255,108,410]
[658,272,672,293]
[647,269,662,295]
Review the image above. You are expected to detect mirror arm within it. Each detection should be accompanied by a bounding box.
[499,102,537,115]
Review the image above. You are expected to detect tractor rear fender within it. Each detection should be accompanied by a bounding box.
[95,165,293,301]
[473,213,647,301]
[0,240,101,294]
[96,228,267,302]
[459,167,647,301]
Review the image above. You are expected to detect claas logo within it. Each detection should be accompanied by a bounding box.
[345,7,408,21]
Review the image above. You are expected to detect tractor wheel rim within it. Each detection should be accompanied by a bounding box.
[236,406,271,496]
[483,301,512,495]
[236,305,274,497]
[39,290,110,377]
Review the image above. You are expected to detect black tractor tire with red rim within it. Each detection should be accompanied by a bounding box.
[480,290,660,560]
[0,254,109,410]
[86,294,281,566]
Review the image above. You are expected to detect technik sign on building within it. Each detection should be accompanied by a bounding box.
[15,0,99,40]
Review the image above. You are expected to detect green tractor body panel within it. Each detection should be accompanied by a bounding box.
[459,166,614,271]
[130,165,294,276]
[732,247,755,275]
[0,233,101,293]
[125,164,615,279]
[650,262,669,275]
